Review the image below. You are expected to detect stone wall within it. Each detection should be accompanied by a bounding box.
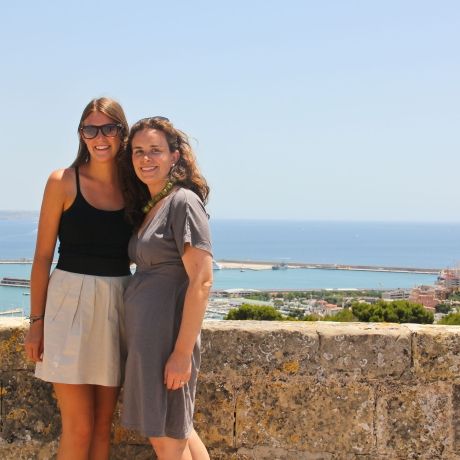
[2,318,460,459]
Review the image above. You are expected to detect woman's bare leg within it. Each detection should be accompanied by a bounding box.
[54,384,119,460]
[149,436,191,460]
[89,385,120,460]
[54,384,94,460]
[149,431,209,460]
[188,429,210,460]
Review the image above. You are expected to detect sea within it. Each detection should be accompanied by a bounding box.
[1,211,460,315]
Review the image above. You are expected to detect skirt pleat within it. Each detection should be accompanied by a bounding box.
[35,269,130,386]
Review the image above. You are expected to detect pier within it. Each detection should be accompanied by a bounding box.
[218,259,441,274]
[0,259,33,264]
[0,277,30,287]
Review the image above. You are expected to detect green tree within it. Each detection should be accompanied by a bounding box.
[244,292,271,301]
[436,303,452,314]
[438,312,460,325]
[322,308,356,322]
[285,308,305,320]
[352,300,433,324]
[447,292,460,301]
[225,304,284,321]
[302,314,321,321]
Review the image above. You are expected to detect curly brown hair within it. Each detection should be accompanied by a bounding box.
[71,97,129,168]
[118,117,210,228]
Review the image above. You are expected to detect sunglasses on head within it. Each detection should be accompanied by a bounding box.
[139,116,170,123]
[80,123,122,140]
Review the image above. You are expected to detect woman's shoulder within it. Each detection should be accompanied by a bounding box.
[45,168,76,196]
[172,187,203,205]
[47,167,75,183]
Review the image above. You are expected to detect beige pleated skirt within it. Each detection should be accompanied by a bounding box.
[35,269,130,386]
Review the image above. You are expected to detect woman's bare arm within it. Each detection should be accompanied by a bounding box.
[24,169,70,362]
[164,245,213,390]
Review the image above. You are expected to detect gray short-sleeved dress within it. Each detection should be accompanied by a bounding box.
[121,187,212,439]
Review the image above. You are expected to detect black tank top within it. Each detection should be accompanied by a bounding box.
[56,167,133,276]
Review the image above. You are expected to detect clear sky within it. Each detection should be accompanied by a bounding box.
[1,1,459,221]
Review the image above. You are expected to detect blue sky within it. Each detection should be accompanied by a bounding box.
[1,1,459,221]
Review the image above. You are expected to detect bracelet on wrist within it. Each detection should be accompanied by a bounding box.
[28,315,45,325]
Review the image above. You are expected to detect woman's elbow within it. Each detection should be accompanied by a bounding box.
[200,274,213,292]
[190,274,213,293]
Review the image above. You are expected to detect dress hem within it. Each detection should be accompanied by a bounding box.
[120,421,194,440]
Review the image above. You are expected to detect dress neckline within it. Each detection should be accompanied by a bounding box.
[137,188,179,239]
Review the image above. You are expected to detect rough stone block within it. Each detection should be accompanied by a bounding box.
[317,322,411,380]
[201,321,320,379]
[0,371,60,444]
[376,382,452,458]
[238,446,334,459]
[0,319,31,372]
[0,440,58,460]
[235,378,375,455]
[406,324,460,381]
[194,379,235,448]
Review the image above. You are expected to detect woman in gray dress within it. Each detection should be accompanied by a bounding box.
[119,117,212,460]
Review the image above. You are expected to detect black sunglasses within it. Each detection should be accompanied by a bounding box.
[80,123,122,139]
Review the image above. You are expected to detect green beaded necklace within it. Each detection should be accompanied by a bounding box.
[142,179,176,214]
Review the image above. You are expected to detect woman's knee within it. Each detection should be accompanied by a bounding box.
[62,418,94,447]
[92,417,112,441]
[92,386,119,440]
[149,436,188,460]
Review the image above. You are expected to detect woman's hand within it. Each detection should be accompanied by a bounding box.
[164,349,192,391]
[24,321,44,362]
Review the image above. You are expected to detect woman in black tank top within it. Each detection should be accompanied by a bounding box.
[24,98,131,460]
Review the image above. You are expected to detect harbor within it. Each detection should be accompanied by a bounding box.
[216,260,440,274]
[0,260,439,318]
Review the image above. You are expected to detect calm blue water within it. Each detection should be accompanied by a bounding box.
[0,213,456,313]
[2,214,460,267]
[0,212,38,259]
[211,220,460,268]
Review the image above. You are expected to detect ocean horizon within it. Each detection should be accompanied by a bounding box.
[1,212,456,313]
[1,212,460,267]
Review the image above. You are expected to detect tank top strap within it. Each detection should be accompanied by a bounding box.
[75,166,81,195]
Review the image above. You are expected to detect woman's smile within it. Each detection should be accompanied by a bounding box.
[131,128,179,195]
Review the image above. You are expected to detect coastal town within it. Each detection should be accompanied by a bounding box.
[2,260,460,322]
[207,263,460,321]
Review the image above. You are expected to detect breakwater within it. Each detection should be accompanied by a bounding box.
[219,259,440,274]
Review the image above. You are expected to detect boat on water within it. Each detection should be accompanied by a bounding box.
[0,277,30,288]
[272,262,288,270]
[212,259,222,270]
